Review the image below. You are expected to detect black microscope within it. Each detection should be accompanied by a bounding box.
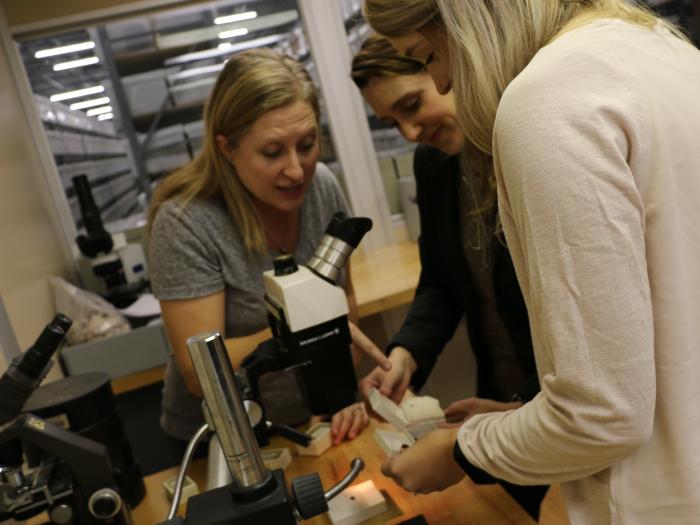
[242,212,373,431]
[72,174,148,308]
[157,213,373,524]
[0,314,131,524]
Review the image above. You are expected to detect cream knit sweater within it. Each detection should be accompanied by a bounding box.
[457,19,700,524]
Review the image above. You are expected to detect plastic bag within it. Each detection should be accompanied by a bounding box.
[50,277,130,345]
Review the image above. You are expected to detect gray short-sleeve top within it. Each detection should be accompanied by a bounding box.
[150,163,350,440]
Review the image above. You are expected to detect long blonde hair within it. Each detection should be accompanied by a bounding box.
[363,0,439,37]
[435,0,680,154]
[350,32,424,90]
[363,0,679,224]
[366,0,680,154]
[148,48,319,254]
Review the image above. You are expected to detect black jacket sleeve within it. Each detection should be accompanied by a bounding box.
[387,147,465,390]
[515,374,540,402]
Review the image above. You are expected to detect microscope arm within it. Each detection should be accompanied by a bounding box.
[167,424,211,521]
[324,458,364,502]
[156,332,366,525]
[0,414,117,491]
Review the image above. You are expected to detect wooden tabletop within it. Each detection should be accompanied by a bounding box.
[351,240,420,319]
[134,420,571,525]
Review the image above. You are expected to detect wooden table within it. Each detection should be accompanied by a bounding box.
[111,241,421,395]
[133,421,571,525]
[351,240,420,319]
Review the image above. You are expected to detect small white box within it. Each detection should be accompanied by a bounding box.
[295,423,332,456]
[328,480,387,525]
[374,427,415,457]
[368,388,445,439]
[261,447,292,470]
[163,475,199,504]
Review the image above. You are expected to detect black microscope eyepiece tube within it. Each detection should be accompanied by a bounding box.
[0,316,71,425]
[333,217,373,248]
[51,313,73,335]
[306,213,374,284]
[323,212,373,248]
[73,175,106,237]
[16,324,66,379]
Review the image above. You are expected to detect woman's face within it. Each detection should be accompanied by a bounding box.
[388,24,451,96]
[217,100,319,214]
[362,72,464,156]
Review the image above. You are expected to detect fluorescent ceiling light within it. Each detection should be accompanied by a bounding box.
[166,34,286,66]
[214,10,257,25]
[50,85,104,102]
[97,112,114,121]
[218,28,248,40]
[69,97,110,110]
[53,56,99,71]
[158,10,298,50]
[35,41,95,59]
[86,105,113,116]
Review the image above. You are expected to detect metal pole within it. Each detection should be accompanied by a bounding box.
[94,26,151,199]
[186,331,268,489]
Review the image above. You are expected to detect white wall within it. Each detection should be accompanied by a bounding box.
[0,8,73,368]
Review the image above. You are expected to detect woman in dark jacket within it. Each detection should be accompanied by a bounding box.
[351,34,547,520]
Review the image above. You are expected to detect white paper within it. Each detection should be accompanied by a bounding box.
[119,293,161,317]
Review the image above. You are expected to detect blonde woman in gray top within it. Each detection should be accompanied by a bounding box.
[364,1,700,523]
[148,49,387,451]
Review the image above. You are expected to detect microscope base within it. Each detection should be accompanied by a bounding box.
[185,470,296,525]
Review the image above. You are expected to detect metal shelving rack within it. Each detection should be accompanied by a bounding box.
[99,2,320,186]
[13,0,396,250]
[33,94,143,229]
[17,26,147,232]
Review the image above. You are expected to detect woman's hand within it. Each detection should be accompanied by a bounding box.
[330,402,369,444]
[348,321,391,371]
[441,397,523,427]
[381,427,464,494]
[359,346,417,405]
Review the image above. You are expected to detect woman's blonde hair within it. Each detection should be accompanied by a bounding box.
[366,0,681,154]
[436,0,681,154]
[363,0,439,38]
[350,32,424,90]
[363,0,680,227]
[148,48,319,254]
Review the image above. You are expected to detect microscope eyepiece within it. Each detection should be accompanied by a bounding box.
[17,324,66,379]
[306,213,373,284]
[326,212,373,249]
[273,255,299,276]
[73,175,114,257]
[51,313,73,335]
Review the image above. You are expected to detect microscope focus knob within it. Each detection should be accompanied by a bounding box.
[50,504,73,524]
[88,487,122,520]
[273,254,298,276]
[291,472,328,519]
